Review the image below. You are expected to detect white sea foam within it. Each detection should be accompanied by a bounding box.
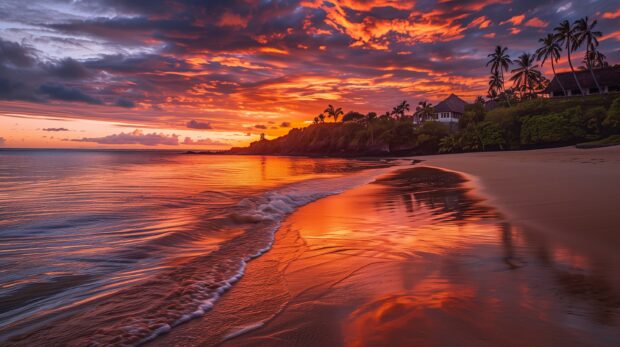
[133,165,401,346]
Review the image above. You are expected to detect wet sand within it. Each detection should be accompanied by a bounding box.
[151,154,620,346]
[421,146,620,260]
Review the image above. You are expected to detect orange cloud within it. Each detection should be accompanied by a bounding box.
[483,32,496,38]
[524,17,548,28]
[468,16,492,29]
[317,2,468,50]
[509,27,522,35]
[500,14,525,26]
[602,9,620,19]
[216,11,249,28]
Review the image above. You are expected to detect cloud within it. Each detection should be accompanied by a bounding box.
[280,121,291,128]
[0,137,6,146]
[602,9,620,19]
[254,124,267,129]
[500,15,525,26]
[186,119,212,129]
[38,83,102,104]
[556,2,573,13]
[47,58,91,79]
[115,98,136,108]
[524,17,548,28]
[182,137,228,146]
[73,129,179,146]
[42,127,69,131]
[0,39,35,67]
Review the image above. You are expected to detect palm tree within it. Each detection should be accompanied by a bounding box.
[391,100,410,119]
[313,116,320,124]
[414,101,434,122]
[536,33,566,96]
[324,104,343,122]
[318,113,325,123]
[588,50,608,69]
[488,71,503,100]
[487,46,512,106]
[554,20,584,95]
[510,53,543,98]
[475,96,485,105]
[573,17,603,93]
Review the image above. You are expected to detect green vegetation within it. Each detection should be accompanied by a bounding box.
[229,95,620,156]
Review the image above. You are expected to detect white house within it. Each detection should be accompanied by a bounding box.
[433,94,468,124]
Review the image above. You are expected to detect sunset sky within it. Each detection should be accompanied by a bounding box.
[1,0,619,149]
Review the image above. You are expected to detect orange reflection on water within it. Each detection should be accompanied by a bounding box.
[256,167,620,346]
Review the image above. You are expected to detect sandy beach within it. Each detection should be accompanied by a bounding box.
[150,146,620,347]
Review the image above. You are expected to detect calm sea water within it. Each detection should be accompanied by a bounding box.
[0,150,392,344]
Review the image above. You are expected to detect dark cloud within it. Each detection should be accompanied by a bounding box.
[47,58,91,79]
[0,137,6,146]
[254,124,267,129]
[42,127,69,131]
[115,97,136,108]
[280,121,291,128]
[38,83,102,104]
[186,119,212,129]
[0,39,35,67]
[72,129,179,146]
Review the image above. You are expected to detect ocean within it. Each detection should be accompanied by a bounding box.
[0,150,394,344]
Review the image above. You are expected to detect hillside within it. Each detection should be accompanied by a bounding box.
[227,95,620,156]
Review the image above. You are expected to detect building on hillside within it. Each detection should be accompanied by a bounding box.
[434,94,468,124]
[542,66,620,97]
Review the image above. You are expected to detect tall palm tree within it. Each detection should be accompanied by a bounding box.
[487,46,512,106]
[488,71,503,99]
[554,20,584,95]
[535,33,566,96]
[573,16,603,93]
[510,53,543,98]
[414,101,434,122]
[391,100,410,119]
[324,104,343,122]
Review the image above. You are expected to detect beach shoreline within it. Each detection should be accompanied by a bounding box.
[150,146,620,346]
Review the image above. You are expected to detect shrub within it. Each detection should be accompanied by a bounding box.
[603,97,620,132]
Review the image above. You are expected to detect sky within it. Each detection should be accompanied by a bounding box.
[0,0,619,149]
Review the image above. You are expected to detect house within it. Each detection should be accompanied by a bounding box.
[432,94,468,124]
[542,66,620,97]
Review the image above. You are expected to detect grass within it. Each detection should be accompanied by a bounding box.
[576,134,620,149]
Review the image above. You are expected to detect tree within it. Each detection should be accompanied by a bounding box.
[487,45,512,106]
[536,33,566,96]
[488,72,503,99]
[366,112,377,121]
[414,101,434,122]
[554,20,584,95]
[475,96,485,105]
[260,133,266,141]
[510,53,543,98]
[313,116,320,124]
[324,104,344,122]
[573,16,603,93]
[391,100,410,119]
[318,113,325,123]
[342,111,365,122]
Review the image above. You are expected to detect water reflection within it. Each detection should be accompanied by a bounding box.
[271,167,620,346]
